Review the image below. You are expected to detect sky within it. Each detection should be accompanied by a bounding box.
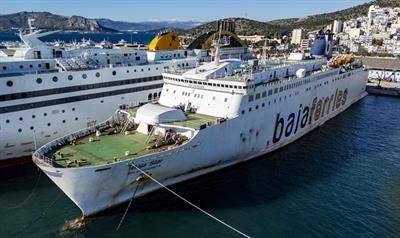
[0,0,373,22]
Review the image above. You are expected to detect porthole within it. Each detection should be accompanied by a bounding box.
[68,75,73,80]
[18,129,22,133]
[29,64,33,68]
[82,73,87,79]
[61,109,65,113]
[95,72,100,78]
[6,81,13,87]
[20,65,23,69]
[241,110,245,115]
[100,100,104,103]
[38,64,41,68]
[62,120,66,123]
[30,126,34,130]
[148,68,151,71]
[126,70,130,73]
[72,108,75,111]
[75,117,78,121]
[32,115,36,118]
[2,66,6,70]
[36,78,42,84]
[47,123,51,127]
[141,69,144,72]
[6,119,10,123]
[19,117,23,121]
[255,105,259,110]
[134,69,137,72]
[44,113,47,116]
[52,76,58,82]
[112,71,116,76]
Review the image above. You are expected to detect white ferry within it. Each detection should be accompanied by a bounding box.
[33,31,368,216]
[0,20,197,167]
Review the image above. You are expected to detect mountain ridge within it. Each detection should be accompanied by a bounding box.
[0,1,399,35]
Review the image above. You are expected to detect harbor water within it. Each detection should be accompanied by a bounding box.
[1,95,400,237]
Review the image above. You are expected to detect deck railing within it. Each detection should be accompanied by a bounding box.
[34,117,113,166]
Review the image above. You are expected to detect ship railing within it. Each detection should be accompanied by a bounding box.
[34,117,113,166]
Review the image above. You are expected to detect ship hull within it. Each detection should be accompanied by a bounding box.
[34,68,368,216]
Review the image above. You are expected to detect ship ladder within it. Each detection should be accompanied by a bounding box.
[120,120,131,134]
[145,125,156,144]
[126,163,252,238]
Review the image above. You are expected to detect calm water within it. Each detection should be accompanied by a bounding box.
[1,95,400,238]
[0,32,156,44]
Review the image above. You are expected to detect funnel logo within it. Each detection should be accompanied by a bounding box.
[272,88,348,143]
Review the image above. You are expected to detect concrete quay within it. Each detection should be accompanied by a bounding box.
[366,81,400,97]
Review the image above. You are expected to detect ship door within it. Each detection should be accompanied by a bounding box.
[34,51,42,59]
[147,125,154,135]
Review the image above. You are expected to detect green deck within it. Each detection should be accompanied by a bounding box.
[50,111,218,168]
[52,132,154,168]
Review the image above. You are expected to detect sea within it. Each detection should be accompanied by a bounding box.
[0,31,156,44]
[0,94,400,238]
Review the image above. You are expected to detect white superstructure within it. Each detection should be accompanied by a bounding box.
[33,32,368,216]
[0,28,197,164]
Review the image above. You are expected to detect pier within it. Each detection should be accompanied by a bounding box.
[366,81,400,97]
[355,56,400,97]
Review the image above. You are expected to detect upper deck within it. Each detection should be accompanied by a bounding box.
[37,109,219,168]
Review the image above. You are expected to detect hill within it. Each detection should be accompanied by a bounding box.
[0,11,113,32]
[185,0,400,38]
[0,11,202,33]
[97,19,202,31]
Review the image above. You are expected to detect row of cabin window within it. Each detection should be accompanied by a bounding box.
[248,76,324,103]
[4,66,160,87]
[5,107,76,124]
[16,117,79,133]
[2,64,38,71]
[243,92,300,115]
[165,77,246,89]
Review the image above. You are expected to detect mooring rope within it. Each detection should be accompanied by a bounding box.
[115,180,141,232]
[10,192,63,238]
[129,163,251,238]
[2,170,42,210]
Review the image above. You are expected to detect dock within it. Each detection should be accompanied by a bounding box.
[366,81,400,97]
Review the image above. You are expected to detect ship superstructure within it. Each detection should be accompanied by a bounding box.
[33,31,368,216]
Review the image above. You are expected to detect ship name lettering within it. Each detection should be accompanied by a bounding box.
[150,159,163,165]
[273,88,348,143]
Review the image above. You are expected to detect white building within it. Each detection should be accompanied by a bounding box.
[332,20,343,34]
[291,28,306,45]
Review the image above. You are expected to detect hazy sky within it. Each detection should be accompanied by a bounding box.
[1,0,372,22]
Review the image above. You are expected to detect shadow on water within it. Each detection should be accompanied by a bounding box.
[99,99,368,217]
